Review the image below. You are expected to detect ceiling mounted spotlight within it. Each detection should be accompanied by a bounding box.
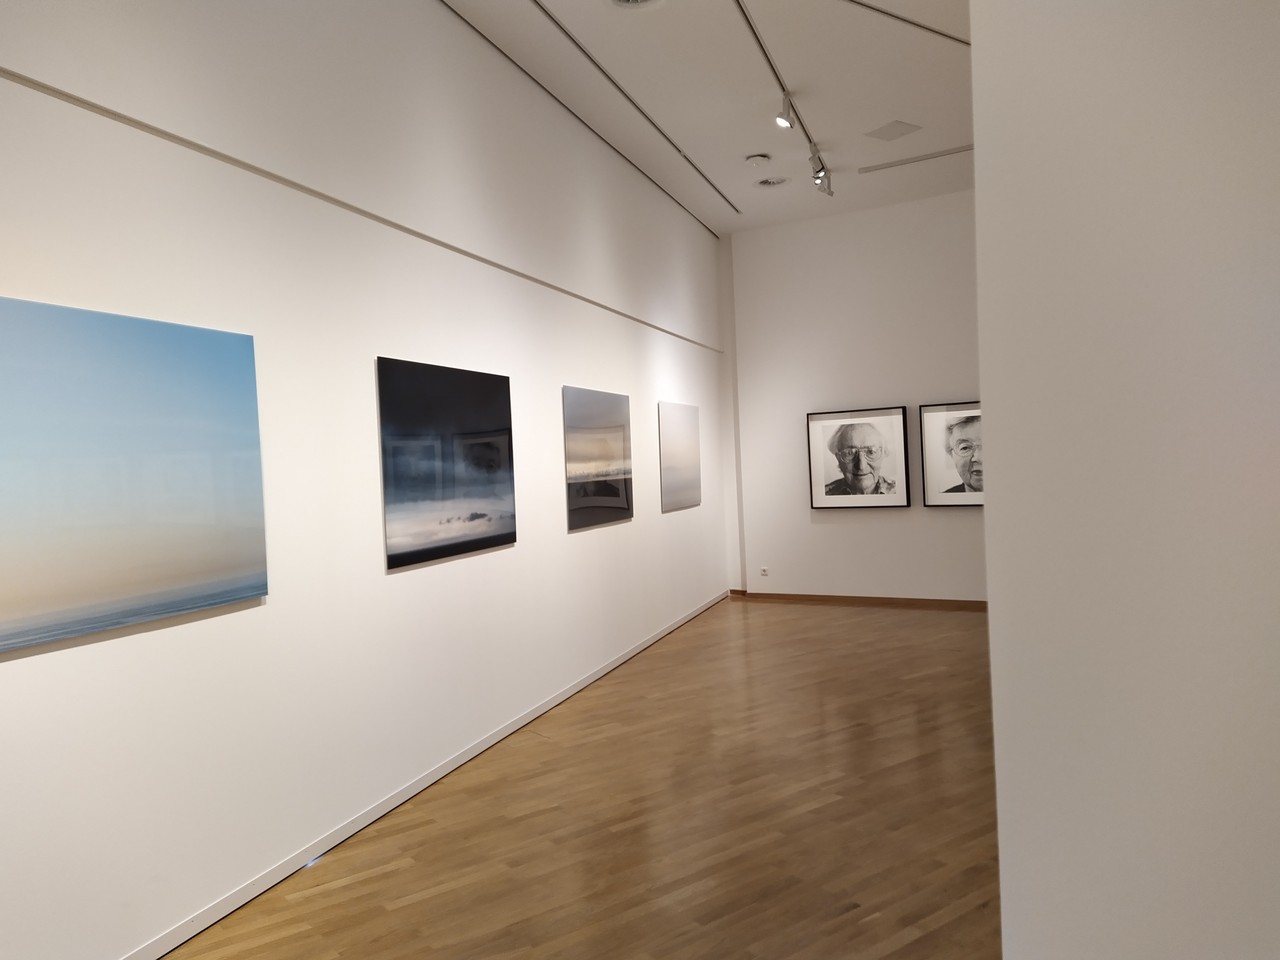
[809,144,826,181]
[738,7,834,201]
[775,97,795,130]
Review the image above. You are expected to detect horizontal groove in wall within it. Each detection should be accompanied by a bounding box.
[733,591,987,612]
[0,65,723,355]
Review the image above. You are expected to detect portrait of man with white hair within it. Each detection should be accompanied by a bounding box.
[807,407,910,509]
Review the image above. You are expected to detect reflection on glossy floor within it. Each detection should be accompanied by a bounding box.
[166,597,1000,959]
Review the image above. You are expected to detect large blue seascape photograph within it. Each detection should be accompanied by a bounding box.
[0,296,268,653]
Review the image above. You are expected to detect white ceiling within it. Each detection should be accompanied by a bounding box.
[441,0,973,237]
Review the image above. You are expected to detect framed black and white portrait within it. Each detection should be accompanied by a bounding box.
[919,401,983,506]
[807,406,910,509]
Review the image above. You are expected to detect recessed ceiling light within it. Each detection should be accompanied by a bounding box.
[756,177,789,187]
[865,120,923,141]
[611,0,664,8]
[745,154,771,167]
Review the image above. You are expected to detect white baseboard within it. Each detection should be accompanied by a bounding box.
[123,590,729,960]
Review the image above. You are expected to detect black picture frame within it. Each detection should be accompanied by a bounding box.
[919,401,983,507]
[807,406,910,508]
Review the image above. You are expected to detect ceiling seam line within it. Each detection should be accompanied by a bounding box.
[858,144,974,174]
[437,0,722,239]
[731,0,787,99]
[523,0,743,216]
[837,1,971,46]
[0,65,725,356]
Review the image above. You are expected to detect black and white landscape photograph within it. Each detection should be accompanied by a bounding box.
[562,385,633,531]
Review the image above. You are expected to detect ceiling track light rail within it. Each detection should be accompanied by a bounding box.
[837,0,970,46]
[512,0,741,221]
[734,0,834,196]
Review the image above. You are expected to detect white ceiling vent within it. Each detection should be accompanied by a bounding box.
[756,177,789,187]
[865,120,923,141]
[611,0,664,8]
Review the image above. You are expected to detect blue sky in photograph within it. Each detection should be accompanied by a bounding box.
[0,296,267,640]
[1,296,260,466]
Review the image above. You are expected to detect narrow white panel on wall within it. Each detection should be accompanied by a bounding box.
[658,401,701,512]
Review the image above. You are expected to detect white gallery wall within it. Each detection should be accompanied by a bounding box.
[973,3,1280,958]
[0,4,729,959]
[732,191,985,601]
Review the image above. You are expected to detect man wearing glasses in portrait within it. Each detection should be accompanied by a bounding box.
[943,415,983,493]
[825,422,897,495]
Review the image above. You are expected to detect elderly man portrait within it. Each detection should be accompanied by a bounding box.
[825,422,896,495]
[944,415,983,493]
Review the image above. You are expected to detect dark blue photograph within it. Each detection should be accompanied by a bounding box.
[377,357,516,568]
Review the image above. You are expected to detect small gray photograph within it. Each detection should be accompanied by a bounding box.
[658,401,701,513]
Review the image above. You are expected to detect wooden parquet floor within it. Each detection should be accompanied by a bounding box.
[165,597,1000,960]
